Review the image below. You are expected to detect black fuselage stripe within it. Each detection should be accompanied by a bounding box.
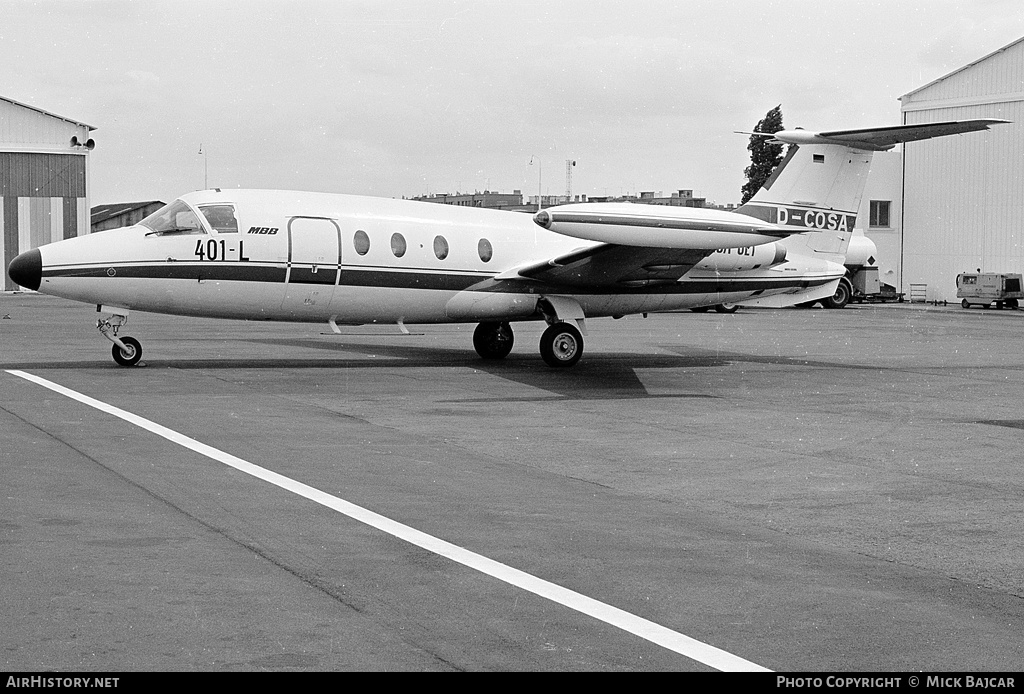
[42,264,492,291]
[44,264,288,283]
[41,264,833,294]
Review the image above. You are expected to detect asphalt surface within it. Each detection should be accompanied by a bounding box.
[2,293,1022,672]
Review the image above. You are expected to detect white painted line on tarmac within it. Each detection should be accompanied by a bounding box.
[7,369,771,672]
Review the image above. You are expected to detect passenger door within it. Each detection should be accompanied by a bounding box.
[282,216,340,315]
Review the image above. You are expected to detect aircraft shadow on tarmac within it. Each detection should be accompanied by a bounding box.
[240,338,897,401]
[7,335,902,402]
[2,337,737,401]
[250,337,727,401]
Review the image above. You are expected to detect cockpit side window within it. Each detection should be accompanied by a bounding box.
[139,200,206,236]
[199,205,239,234]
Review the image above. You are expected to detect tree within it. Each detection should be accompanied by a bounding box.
[740,105,784,204]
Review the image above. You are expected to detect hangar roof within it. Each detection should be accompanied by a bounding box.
[91,201,164,226]
[900,35,1024,101]
[1,94,96,130]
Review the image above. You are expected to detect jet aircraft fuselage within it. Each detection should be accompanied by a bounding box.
[12,189,834,326]
[7,118,1007,367]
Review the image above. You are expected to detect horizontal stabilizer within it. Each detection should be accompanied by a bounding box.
[534,203,789,250]
[745,119,1009,151]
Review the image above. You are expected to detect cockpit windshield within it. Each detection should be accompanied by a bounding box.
[139,200,206,236]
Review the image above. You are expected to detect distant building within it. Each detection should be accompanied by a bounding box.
[1,95,95,290]
[635,190,707,208]
[524,194,588,211]
[412,190,523,210]
[549,190,708,207]
[91,201,164,232]
[411,188,714,213]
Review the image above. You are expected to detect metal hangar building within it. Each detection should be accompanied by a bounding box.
[898,36,1024,303]
[91,201,165,233]
[1,95,95,291]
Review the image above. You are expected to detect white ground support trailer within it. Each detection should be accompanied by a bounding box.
[956,272,1023,309]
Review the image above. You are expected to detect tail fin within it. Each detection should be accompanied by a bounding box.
[736,119,1008,263]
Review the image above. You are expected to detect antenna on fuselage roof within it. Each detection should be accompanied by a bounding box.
[198,143,208,189]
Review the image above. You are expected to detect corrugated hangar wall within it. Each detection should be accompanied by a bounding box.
[900,37,1024,303]
[1,96,93,290]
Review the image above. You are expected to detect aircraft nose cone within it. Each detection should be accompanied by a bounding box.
[8,248,42,291]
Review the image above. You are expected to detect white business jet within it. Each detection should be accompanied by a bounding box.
[7,119,1005,367]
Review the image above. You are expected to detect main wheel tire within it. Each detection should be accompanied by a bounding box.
[473,321,514,360]
[112,336,143,367]
[714,303,739,313]
[539,322,583,368]
[822,279,852,309]
[961,299,971,309]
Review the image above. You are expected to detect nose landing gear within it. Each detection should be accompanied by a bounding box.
[110,335,143,367]
[97,310,143,367]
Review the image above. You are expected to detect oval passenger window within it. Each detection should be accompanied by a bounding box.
[354,230,370,255]
[433,235,449,260]
[478,238,493,263]
[391,233,407,258]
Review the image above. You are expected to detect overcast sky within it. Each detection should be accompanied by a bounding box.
[4,0,1023,206]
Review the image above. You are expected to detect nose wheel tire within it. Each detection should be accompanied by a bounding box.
[112,336,143,367]
[540,322,583,368]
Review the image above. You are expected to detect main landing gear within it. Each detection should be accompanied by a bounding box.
[97,310,143,367]
[472,297,587,368]
[473,321,515,360]
[539,321,583,367]
[472,320,585,367]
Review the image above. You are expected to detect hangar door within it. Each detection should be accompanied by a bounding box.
[282,216,341,314]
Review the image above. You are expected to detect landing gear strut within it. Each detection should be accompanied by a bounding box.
[97,312,143,367]
[537,296,586,368]
[472,297,587,367]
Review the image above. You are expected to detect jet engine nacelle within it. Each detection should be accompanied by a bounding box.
[695,243,787,272]
[534,203,787,250]
[445,291,538,321]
